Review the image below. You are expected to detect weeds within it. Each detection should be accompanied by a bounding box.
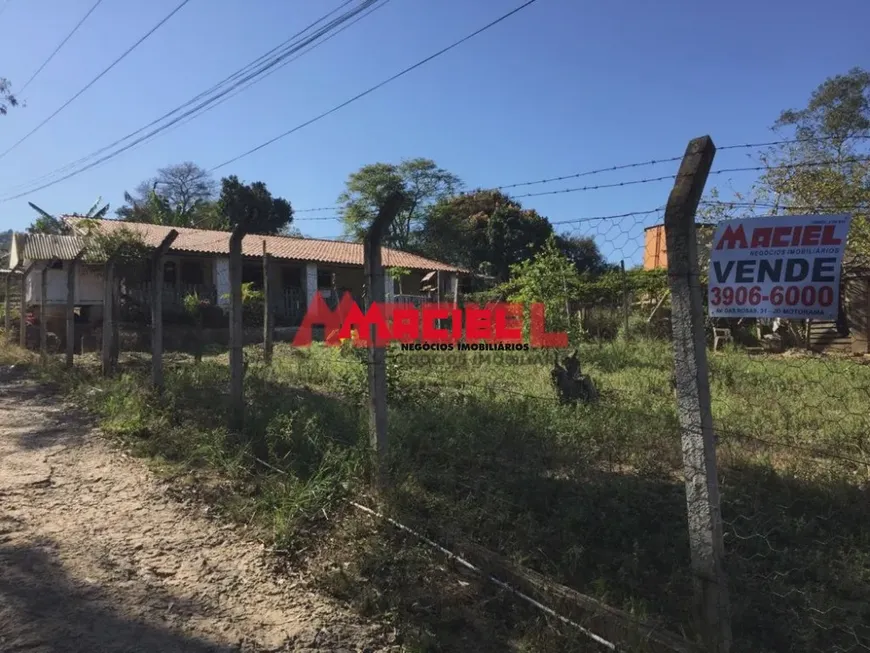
[1,336,868,652]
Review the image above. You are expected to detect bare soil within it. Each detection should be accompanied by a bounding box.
[0,367,395,653]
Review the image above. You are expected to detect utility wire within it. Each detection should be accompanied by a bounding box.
[207,0,542,172]
[142,0,390,155]
[0,0,384,202]
[18,0,105,94]
[3,0,365,193]
[0,0,193,160]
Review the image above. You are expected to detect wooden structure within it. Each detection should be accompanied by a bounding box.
[807,271,870,354]
[712,328,733,352]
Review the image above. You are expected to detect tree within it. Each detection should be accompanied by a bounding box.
[753,67,870,264]
[117,162,216,225]
[279,224,305,238]
[501,235,580,333]
[26,197,110,234]
[554,234,608,274]
[421,189,554,281]
[1,77,18,115]
[217,176,293,234]
[338,158,461,249]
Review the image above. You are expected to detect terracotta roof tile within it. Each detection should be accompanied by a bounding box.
[66,218,464,273]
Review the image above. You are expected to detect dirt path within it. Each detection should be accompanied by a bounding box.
[0,368,392,653]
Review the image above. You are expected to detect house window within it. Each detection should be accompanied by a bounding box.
[317,270,334,289]
[164,261,176,284]
[180,260,204,285]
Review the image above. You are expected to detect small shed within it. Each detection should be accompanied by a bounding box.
[7,233,98,334]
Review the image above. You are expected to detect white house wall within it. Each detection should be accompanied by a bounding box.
[76,264,104,304]
[25,261,103,306]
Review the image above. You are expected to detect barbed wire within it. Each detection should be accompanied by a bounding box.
[289,136,870,214]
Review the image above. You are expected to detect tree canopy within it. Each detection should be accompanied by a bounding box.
[421,189,554,281]
[0,77,18,116]
[26,198,109,234]
[554,234,609,274]
[114,164,293,234]
[217,175,293,234]
[338,158,461,249]
[754,67,870,264]
[117,162,216,224]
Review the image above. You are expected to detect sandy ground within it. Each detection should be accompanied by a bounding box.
[0,367,394,653]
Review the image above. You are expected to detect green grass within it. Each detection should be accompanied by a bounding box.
[2,334,868,652]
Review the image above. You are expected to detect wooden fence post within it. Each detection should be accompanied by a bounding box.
[621,259,629,339]
[151,230,178,390]
[102,259,115,376]
[664,135,731,653]
[111,267,120,369]
[66,256,79,368]
[229,226,246,431]
[4,272,10,341]
[262,239,273,365]
[40,263,49,364]
[19,264,32,349]
[364,192,405,489]
[453,273,459,307]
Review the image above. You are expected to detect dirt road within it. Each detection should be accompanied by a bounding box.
[0,368,392,653]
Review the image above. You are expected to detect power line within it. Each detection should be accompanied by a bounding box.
[18,0,105,94]
[3,0,367,193]
[207,0,543,172]
[140,0,390,155]
[0,0,193,161]
[0,0,385,202]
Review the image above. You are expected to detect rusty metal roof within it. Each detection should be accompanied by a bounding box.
[65,218,465,273]
[21,233,87,261]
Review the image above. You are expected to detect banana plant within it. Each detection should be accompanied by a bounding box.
[26,197,110,234]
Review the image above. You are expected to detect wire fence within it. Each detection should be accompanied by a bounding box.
[3,136,869,653]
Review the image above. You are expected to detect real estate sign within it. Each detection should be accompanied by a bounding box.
[708,214,852,320]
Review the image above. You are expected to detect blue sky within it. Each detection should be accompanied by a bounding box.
[0,0,867,265]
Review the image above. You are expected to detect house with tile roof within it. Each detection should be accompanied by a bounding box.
[6,218,466,333]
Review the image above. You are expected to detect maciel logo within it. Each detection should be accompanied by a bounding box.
[715,224,843,251]
[292,292,568,348]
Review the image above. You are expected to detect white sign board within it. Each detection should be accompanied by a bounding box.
[708,214,852,320]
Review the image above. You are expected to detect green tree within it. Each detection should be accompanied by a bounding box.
[501,235,580,333]
[117,162,219,227]
[422,189,553,281]
[338,158,461,249]
[27,197,109,234]
[0,77,18,115]
[279,224,305,238]
[217,175,293,234]
[754,67,870,263]
[554,234,608,274]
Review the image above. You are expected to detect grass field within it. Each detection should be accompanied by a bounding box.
[2,335,868,652]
